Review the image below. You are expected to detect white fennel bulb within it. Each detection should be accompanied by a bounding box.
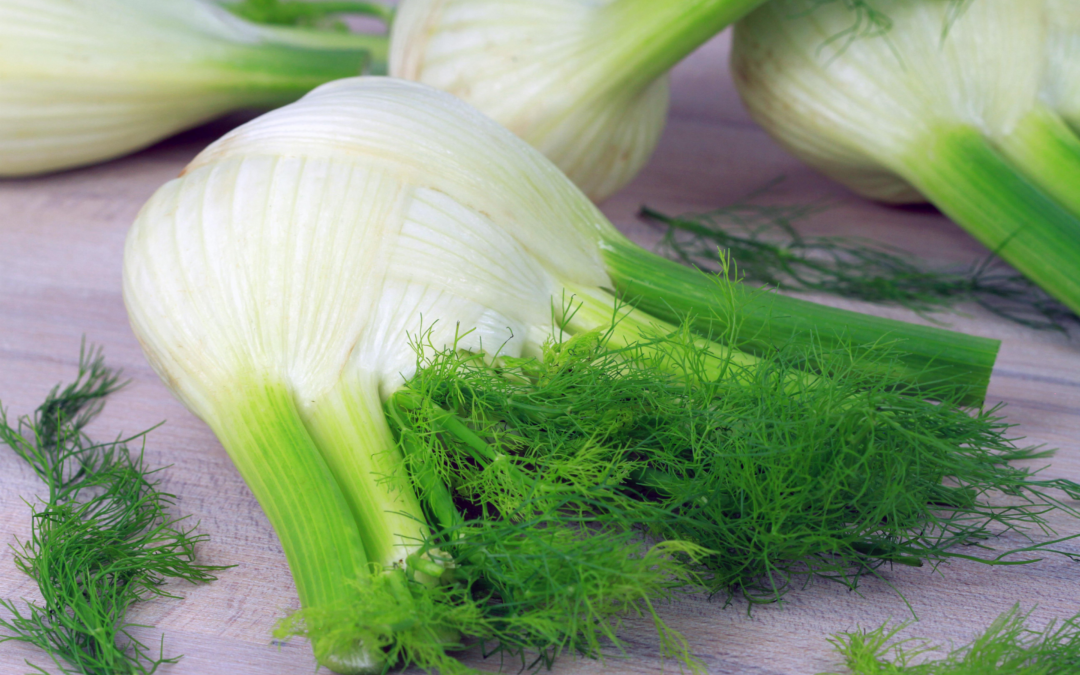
[390,0,762,201]
[124,76,620,671]
[0,0,377,176]
[123,76,1000,671]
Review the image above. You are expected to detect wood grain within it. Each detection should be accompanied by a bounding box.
[3,30,1080,675]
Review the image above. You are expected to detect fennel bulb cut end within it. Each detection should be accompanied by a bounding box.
[0,0,376,176]
[317,643,384,675]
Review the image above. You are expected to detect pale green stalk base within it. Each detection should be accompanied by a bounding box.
[560,282,823,395]
[601,238,1000,406]
[560,282,757,371]
[205,377,379,673]
[300,376,430,570]
[900,125,1080,318]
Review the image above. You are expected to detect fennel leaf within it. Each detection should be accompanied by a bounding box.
[277,313,1080,672]
[396,321,1080,605]
[280,304,1080,672]
[824,604,1080,674]
[0,343,228,675]
[644,183,1078,332]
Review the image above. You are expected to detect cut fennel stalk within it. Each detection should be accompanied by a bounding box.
[732,0,1080,316]
[124,78,1005,672]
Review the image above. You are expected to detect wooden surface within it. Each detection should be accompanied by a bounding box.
[4,31,1080,675]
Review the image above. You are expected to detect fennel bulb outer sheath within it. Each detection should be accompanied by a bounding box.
[0,0,374,176]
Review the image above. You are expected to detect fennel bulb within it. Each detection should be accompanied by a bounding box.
[389,0,764,202]
[124,77,999,672]
[1047,0,1080,130]
[0,0,381,177]
[732,0,1080,315]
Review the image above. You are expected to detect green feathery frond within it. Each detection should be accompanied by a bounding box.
[825,604,1080,674]
[0,343,228,675]
[644,183,1077,332]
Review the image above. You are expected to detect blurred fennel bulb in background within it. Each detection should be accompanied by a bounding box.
[0,0,382,177]
[731,0,1080,315]
[390,0,764,201]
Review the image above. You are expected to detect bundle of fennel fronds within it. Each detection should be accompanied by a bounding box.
[119,78,1080,674]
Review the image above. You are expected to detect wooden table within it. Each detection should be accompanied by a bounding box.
[3,31,1080,675]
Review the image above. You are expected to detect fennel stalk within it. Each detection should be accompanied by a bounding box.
[642,186,1077,332]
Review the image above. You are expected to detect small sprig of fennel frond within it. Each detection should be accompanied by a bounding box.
[805,0,975,50]
[281,311,1080,674]
[0,344,228,675]
[824,604,1080,674]
[644,191,1078,332]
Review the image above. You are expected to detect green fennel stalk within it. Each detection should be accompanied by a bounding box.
[0,345,227,674]
[224,0,393,72]
[227,0,395,25]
